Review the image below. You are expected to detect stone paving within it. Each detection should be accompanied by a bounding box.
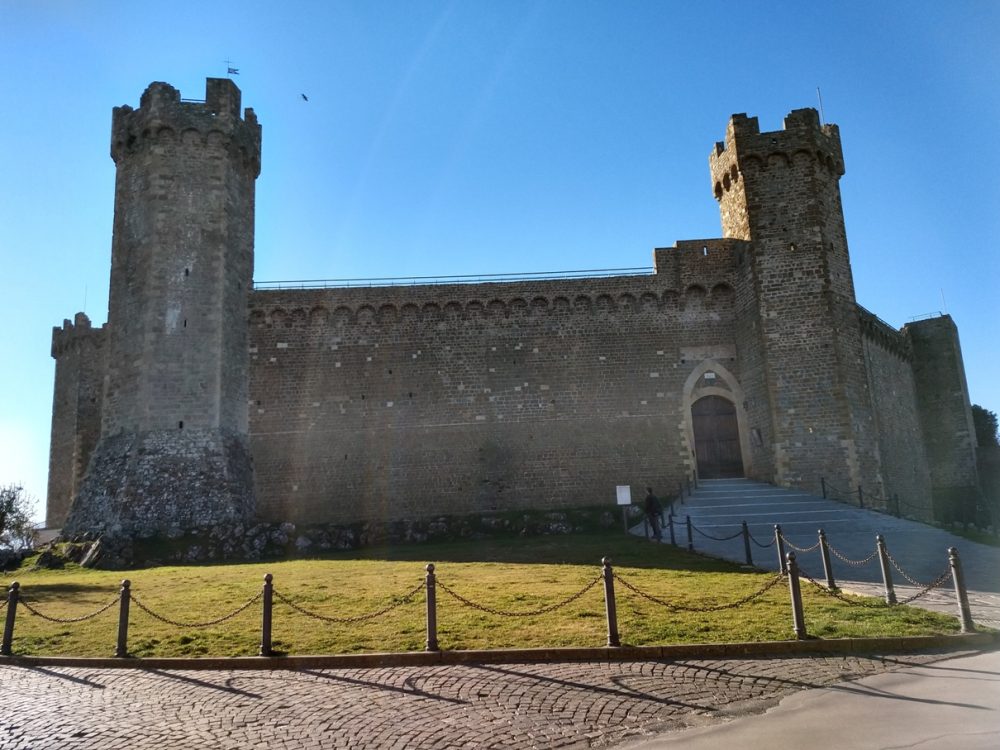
[636,479,1000,629]
[0,650,978,749]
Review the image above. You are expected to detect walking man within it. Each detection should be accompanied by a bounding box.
[644,487,663,541]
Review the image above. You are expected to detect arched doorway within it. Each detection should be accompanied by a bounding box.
[692,395,744,478]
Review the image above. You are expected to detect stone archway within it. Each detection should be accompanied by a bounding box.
[681,360,753,480]
[692,395,744,478]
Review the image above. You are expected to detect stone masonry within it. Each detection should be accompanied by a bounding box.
[46,78,981,537]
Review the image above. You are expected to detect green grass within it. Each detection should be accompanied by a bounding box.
[3,532,963,658]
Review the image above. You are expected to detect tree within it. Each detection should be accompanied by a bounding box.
[0,484,35,550]
[973,404,999,448]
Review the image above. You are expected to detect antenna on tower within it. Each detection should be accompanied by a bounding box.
[816,87,826,124]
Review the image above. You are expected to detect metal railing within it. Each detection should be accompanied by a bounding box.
[253,266,655,291]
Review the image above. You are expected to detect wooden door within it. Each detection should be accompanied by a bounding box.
[692,396,744,478]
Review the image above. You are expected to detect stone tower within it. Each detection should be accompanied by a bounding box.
[62,78,261,538]
[711,109,882,493]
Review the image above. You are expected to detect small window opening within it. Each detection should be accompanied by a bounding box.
[184,268,190,277]
[183,319,187,328]
[789,243,797,252]
[702,246,708,256]
[178,421,184,429]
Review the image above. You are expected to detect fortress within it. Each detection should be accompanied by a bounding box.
[46,78,981,540]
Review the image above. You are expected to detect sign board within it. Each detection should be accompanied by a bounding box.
[615,485,632,506]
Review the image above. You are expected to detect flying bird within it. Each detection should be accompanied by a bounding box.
[301,93,308,101]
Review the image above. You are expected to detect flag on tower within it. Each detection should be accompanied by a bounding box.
[228,67,240,75]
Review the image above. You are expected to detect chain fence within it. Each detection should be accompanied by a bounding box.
[826,544,879,567]
[748,531,776,549]
[613,571,785,613]
[690,523,744,542]
[18,594,120,623]
[131,590,262,628]
[437,575,601,617]
[800,567,952,608]
[781,537,821,554]
[273,582,426,624]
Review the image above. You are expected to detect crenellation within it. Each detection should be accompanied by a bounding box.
[46,84,980,540]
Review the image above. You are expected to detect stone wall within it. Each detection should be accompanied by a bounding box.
[859,308,933,519]
[247,256,745,523]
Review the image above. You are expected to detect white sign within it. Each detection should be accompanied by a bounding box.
[616,485,632,506]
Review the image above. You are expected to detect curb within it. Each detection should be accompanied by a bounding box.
[1,632,995,671]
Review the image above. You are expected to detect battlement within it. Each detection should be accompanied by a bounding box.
[709,109,843,199]
[51,313,107,358]
[111,78,261,176]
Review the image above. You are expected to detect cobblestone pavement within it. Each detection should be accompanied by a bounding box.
[0,650,977,749]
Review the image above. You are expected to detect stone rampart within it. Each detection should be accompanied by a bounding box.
[246,269,743,523]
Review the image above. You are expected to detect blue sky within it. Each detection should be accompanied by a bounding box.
[2,1,998,519]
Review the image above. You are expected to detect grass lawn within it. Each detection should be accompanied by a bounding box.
[2,532,963,658]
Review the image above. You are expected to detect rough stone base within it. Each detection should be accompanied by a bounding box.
[62,429,254,539]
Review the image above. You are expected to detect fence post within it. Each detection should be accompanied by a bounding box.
[818,530,836,589]
[601,558,620,647]
[948,548,975,633]
[786,553,807,639]
[876,535,896,605]
[820,477,826,499]
[1,582,19,656]
[683,478,689,502]
[775,524,787,574]
[425,564,439,651]
[259,573,273,657]
[857,485,864,509]
[668,514,676,546]
[692,472,698,490]
[115,579,131,658]
[685,515,694,551]
[742,521,753,566]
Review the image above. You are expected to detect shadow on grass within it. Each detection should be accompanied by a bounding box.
[308,533,760,573]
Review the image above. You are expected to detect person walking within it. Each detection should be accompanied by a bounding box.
[644,487,663,541]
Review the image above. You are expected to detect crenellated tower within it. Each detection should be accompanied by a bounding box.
[711,109,883,494]
[63,78,261,538]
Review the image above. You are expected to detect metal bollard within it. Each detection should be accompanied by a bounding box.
[1,582,19,656]
[425,564,439,651]
[775,524,787,575]
[786,553,807,639]
[948,548,975,633]
[668,514,676,546]
[259,573,273,657]
[876,535,896,605]
[818,530,836,589]
[820,477,827,499]
[115,579,131,658]
[601,558,621,647]
[857,485,864,509]
[742,521,753,566]
[686,515,694,552]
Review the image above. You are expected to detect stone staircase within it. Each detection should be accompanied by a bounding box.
[633,478,1000,628]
